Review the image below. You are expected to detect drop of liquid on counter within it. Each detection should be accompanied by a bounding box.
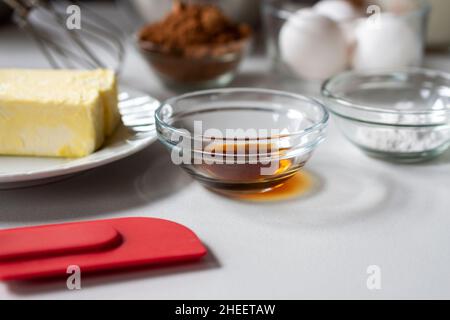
[213,170,314,202]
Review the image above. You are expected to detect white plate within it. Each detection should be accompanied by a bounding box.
[0,87,159,189]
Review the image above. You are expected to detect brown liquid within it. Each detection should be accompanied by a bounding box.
[189,142,309,195]
[234,171,313,202]
[202,143,292,179]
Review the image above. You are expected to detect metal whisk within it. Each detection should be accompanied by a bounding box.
[2,0,125,72]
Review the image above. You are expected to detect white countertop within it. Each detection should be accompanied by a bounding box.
[1,6,450,300]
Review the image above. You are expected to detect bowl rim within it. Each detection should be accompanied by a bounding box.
[155,87,329,141]
[134,29,252,62]
[321,67,450,120]
[263,0,431,22]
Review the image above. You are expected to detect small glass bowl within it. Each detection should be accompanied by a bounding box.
[155,88,329,195]
[136,34,250,91]
[321,68,450,163]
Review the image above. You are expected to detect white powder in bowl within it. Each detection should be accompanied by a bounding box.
[354,126,449,153]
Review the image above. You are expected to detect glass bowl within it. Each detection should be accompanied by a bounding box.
[262,0,430,81]
[136,33,250,91]
[155,88,329,195]
[321,68,450,163]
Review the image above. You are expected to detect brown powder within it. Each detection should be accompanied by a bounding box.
[348,0,366,10]
[138,1,251,58]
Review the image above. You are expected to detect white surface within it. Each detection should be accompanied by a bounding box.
[0,5,450,299]
[0,87,157,188]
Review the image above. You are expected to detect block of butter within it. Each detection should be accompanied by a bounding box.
[77,69,120,137]
[0,69,120,158]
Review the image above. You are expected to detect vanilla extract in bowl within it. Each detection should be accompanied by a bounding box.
[155,88,329,196]
[182,142,310,194]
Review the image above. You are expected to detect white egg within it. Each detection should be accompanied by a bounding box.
[352,14,422,70]
[314,0,361,22]
[313,0,362,47]
[279,9,348,80]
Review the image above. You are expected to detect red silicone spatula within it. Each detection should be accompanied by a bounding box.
[0,217,207,281]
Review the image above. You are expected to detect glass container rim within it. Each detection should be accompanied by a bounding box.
[321,67,450,123]
[262,0,431,21]
[134,31,252,63]
[155,87,330,141]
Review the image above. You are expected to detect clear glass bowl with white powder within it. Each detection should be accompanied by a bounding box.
[321,68,450,162]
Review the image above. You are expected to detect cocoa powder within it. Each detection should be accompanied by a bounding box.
[138,1,251,58]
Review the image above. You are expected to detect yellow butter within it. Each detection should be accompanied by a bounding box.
[77,69,120,136]
[0,69,119,158]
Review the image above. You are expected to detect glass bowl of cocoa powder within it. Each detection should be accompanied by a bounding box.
[136,1,251,90]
